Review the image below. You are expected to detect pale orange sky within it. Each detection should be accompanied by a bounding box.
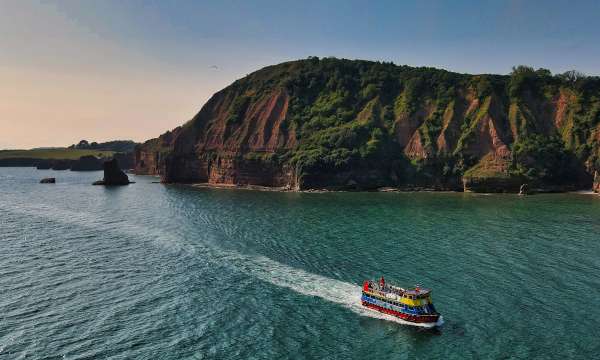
[0,64,219,149]
[3,1,599,149]
[0,2,274,149]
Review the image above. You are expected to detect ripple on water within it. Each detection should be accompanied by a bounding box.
[1,169,599,359]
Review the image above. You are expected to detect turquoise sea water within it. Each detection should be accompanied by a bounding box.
[1,167,599,359]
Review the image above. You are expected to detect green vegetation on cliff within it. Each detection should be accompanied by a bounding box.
[69,139,137,153]
[141,57,600,191]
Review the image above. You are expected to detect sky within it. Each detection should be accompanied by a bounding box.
[1,0,599,149]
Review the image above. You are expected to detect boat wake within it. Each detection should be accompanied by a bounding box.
[235,254,443,328]
[4,201,442,327]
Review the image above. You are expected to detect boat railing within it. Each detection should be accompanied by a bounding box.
[365,281,430,299]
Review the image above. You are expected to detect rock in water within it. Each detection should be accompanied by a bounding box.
[40,177,56,183]
[93,159,131,185]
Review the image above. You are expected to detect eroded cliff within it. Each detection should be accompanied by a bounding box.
[135,58,600,192]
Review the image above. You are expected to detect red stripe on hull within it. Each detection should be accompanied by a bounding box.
[361,301,439,324]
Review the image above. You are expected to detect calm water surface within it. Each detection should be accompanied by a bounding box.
[1,167,599,359]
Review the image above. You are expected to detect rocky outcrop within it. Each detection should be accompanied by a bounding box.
[461,154,517,192]
[134,58,600,192]
[92,159,131,185]
[71,155,103,171]
[463,176,522,193]
[50,160,71,170]
[7,158,78,170]
[113,152,135,170]
[594,171,600,193]
[0,158,39,167]
[36,160,52,169]
[33,159,73,170]
[0,153,133,172]
[134,128,181,176]
[40,177,56,183]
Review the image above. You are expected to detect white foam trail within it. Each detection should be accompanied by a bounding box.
[1,201,195,255]
[237,254,443,328]
[3,201,442,327]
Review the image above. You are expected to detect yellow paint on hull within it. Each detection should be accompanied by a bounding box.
[400,297,431,306]
[363,290,432,306]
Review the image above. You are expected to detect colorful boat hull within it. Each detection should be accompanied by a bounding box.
[361,278,442,327]
[361,296,440,325]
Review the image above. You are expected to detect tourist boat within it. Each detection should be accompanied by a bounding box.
[361,277,442,328]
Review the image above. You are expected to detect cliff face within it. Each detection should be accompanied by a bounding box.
[135,58,600,191]
[134,128,180,176]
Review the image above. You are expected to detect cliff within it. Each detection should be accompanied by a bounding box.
[135,58,600,192]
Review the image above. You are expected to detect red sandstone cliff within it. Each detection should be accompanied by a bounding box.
[135,58,599,192]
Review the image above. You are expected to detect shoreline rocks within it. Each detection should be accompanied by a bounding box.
[518,183,529,196]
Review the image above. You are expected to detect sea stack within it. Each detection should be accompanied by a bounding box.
[40,177,56,183]
[93,159,131,185]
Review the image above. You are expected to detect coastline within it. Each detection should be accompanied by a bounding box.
[188,183,462,193]
[181,182,599,195]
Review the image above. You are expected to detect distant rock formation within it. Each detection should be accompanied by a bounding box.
[36,160,52,169]
[50,160,71,170]
[68,139,138,153]
[1,150,135,171]
[92,159,132,186]
[40,177,56,183]
[594,171,599,193]
[0,158,40,167]
[71,155,103,171]
[112,152,135,170]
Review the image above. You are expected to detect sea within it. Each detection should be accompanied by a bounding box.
[1,167,599,359]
